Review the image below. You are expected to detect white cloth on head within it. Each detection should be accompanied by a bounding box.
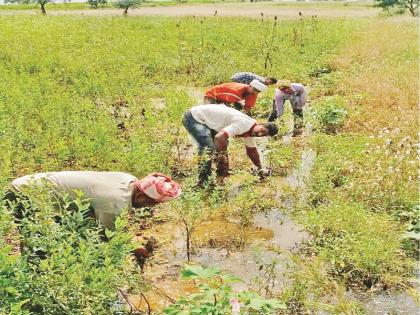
[250,79,267,92]
[136,173,181,202]
[190,104,257,147]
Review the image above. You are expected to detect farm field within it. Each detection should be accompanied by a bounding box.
[0,5,418,315]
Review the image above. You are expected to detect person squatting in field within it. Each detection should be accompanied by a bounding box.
[183,104,278,186]
[5,172,181,264]
[231,71,277,86]
[204,80,267,113]
[7,171,181,230]
[268,80,308,136]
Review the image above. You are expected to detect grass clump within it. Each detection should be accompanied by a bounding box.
[303,200,413,289]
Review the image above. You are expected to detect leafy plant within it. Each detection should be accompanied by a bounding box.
[308,96,348,134]
[0,189,140,314]
[164,264,286,315]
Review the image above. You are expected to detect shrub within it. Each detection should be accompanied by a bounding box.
[308,96,348,134]
[303,200,414,288]
[0,190,139,314]
[88,0,107,9]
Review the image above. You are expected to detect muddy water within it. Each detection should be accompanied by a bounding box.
[130,207,310,312]
[355,291,419,315]
[128,117,314,312]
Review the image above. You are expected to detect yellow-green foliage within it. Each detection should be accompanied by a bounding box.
[0,15,359,187]
[304,201,413,287]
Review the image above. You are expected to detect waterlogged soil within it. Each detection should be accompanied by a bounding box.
[131,208,310,312]
[128,134,314,312]
[129,122,417,314]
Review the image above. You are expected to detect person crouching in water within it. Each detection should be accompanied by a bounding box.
[268,80,308,136]
[183,104,278,187]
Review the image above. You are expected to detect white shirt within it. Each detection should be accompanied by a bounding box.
[12,171,137,230]
[190,104,257,147]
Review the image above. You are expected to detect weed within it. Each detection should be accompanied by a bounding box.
[164,264,286,314]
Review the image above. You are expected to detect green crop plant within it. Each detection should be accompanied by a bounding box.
[307,95,348,134]
[164,264,286,314]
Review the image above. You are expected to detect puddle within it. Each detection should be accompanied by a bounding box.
[253,209,310,251]
[132,208,309,312]
[343,290,420,315]
[362,292,419,315]
[286,148,316,189]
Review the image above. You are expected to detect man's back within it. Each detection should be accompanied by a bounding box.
[190,104,256,139]
[12,171,137,229]
[231,72,265,85]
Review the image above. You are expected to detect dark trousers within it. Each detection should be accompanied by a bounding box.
[183,110,222,185]
[268,101,303,129]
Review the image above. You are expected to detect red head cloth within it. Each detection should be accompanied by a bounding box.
[134,173,181,203]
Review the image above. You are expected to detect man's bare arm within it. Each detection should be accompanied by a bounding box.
[245,146,262,169]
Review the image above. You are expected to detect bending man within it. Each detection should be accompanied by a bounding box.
[268,81,308,135]
[204,80,267,113]
[183,104,278,186]
[8,171,181,230]
[231,72,277,86]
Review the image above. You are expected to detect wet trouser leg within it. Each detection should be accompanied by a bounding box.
[182,110,216,185]
[268,99,277,122]
[293,108,304,130]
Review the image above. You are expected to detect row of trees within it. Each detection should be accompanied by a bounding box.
[375,0,419,16]
[5,0,145,14]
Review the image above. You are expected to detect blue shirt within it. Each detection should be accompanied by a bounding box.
[231,72,265,85]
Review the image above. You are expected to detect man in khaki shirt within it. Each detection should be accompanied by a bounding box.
[10,171,181,230]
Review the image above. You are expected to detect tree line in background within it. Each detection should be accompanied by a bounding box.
[3,0,420,16]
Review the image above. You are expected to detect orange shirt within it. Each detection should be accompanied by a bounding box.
[204,82,257,110]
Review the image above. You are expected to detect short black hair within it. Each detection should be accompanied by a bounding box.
[262,122,279,137]
[268,77,278,84]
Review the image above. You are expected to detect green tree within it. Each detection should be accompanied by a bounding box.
[374,0,399,12]
[88,0,107,9]
[114,0,144,15]
[5,0,50,14]
[398,0,419,16]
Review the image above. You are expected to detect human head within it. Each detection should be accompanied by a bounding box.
[132,173,181,208]
[278,80,294,94]
[251,122,279,137]
[247,79,268,95]
[264,77,278,86]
